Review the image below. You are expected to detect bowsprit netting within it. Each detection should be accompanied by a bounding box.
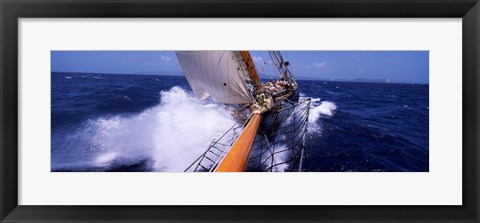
[184,98,311,172]
[247,98,311,172]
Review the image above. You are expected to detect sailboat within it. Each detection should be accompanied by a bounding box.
[176,51,311,172]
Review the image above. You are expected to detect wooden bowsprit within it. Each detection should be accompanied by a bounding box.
[215,113,262,172]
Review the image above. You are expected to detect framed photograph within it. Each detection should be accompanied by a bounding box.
[1,0,479,222]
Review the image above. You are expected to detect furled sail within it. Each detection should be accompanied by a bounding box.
[176,51,255,104]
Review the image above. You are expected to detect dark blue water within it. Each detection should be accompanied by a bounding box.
[52,72,429,172]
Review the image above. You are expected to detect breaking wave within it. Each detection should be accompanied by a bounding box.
[52,87,237,172]
[299,96,337,133]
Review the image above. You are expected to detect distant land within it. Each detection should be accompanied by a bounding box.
[261,74,388,83]
[292,75,425,84]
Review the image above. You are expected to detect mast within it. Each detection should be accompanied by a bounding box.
[269,51,296,81]
[239,51,261,87]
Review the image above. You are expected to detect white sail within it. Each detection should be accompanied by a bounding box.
[175,51,254,104]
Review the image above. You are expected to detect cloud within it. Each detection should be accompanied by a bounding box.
[311,61,327,69]
[252,56,265,64]
[161,55,174,62]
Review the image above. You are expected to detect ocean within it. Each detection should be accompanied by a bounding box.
[51,72,429,172]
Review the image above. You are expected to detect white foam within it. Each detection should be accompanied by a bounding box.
[151,87,236,171]
[94,152,118,166]
[307,99,337,132]
[316,101,337,117]
[272,144,289,172]
[58,86,237,172]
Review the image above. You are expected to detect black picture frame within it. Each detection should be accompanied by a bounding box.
[1,0,479,222]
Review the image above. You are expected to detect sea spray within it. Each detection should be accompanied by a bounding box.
[53,87,237,172]
[301,97,337,133]
[151,87,236,171]
[310,101,337,119]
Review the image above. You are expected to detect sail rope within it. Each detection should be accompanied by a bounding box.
[268,52,282,78]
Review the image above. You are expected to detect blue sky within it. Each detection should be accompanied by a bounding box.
[51,51,429,83]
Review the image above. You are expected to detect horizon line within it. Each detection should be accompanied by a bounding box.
[51,71,429,85]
